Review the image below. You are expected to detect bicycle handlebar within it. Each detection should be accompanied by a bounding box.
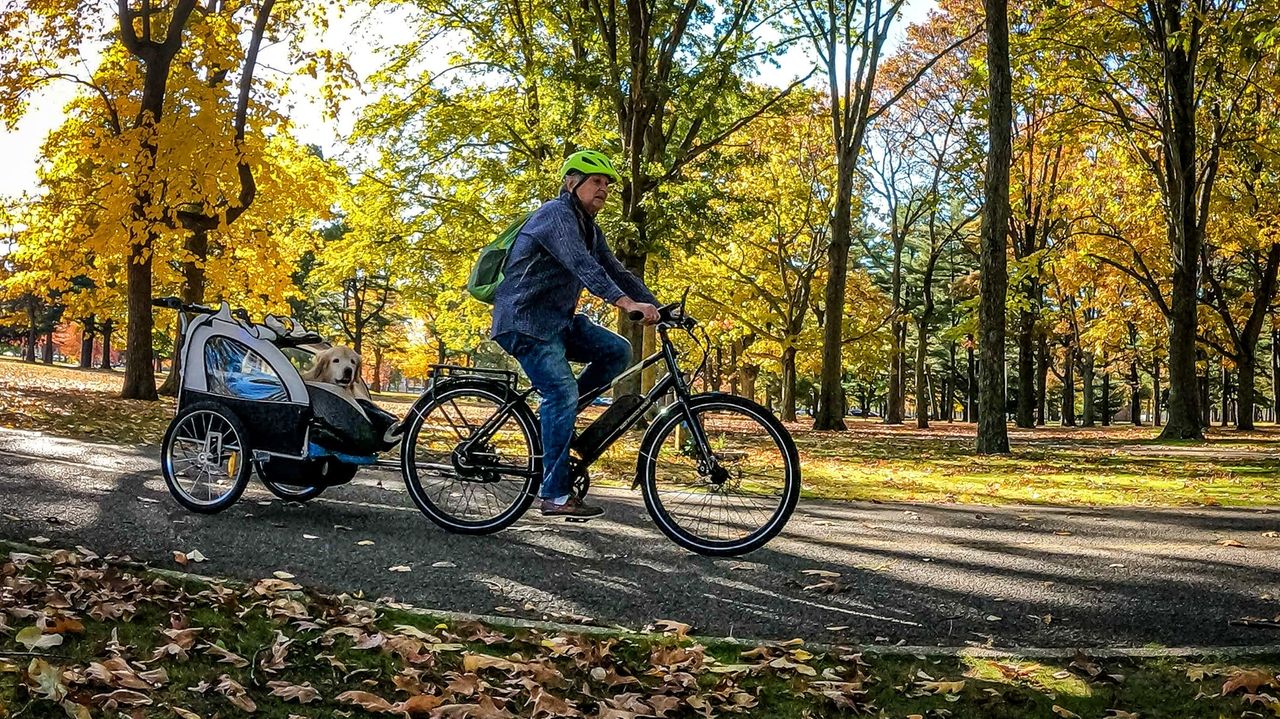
[628,302,696,329]
[151,296,218,315]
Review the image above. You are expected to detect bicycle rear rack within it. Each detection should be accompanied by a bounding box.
[428,364,518,387]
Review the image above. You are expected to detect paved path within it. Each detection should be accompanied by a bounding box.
[2,427,1279,649]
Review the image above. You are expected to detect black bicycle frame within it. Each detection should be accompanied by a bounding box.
[441,324,715,479]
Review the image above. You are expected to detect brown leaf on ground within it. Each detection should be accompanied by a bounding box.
[93,689,153,707]
[1222,668,1279,695]
[650,619,692,637]
[528,686,580,718]
[203,643,249,668]
[337,690,397,712]
[268,680,321,704]
[216,674,257,712]
[395,694,445,715]
[919,679,966,694]
[1051,705,1080,718]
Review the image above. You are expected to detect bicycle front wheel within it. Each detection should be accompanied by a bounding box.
[400,382,539,534]
[640,394,800,556]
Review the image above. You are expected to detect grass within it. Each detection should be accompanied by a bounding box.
[5,355,1280,508]
[3,540,1280,718]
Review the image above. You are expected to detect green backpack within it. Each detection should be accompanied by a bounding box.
[467,212,532,304]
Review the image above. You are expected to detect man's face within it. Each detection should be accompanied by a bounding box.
[573,174,612,216]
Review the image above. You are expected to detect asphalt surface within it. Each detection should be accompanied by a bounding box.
[2,426,1279,649]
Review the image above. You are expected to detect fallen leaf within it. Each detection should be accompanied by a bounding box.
[1054,531,1073,536]
[334,524,353,531]
[273,571,295,580]
[269,680,321,703]
[337,690,396,712]
[203,644,249,668]
[431,561,457,568]
[1051,705,1080,718]
[395,694,445,715]
[216,674,257,712]
[389,565,412,572]
[801,569,841,578]
[187,549,206,562]
[919,680,966,694]
[172,708,202,719]
[16,626,63,650]
[1223,668,1278,695]
[651,619,692,637]
[803,579,843,594]
[137,496,159,503]
[28,536,50,545]
[985,615,1002,622]
[1104,711,1141,718]
[357,540,375,546]
[26,658,67,701]
[303,534,319,540]
[1217,538,1247,548]
[1263,531,1279,538]
[92,689,152,706]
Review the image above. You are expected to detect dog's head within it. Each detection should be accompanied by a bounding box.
[315,346,362,389]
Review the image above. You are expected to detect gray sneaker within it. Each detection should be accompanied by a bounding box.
[540,497,604,519]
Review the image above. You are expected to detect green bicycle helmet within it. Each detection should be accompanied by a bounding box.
[559,149,622,184]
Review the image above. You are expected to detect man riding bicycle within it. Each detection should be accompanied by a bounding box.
[490,150,661,519]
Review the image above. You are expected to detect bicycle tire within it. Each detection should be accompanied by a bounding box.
[399,381,540,534]
[639,393,800,556]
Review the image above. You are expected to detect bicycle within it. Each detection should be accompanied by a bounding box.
[398,295,801,556]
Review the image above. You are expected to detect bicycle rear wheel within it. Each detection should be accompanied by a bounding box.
[400,382,539,534]
[640,394,800,556]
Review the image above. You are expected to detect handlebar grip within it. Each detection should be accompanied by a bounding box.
[152,297,182,310]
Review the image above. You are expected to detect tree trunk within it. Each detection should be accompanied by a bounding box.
[1062,347,1076,426]
[916,316,930,429]
[965,339,976,423]
[1130,360,1142,426]
[1221,359,1231,428]
[370,345,384,393]
[1153,355,1162,426]
[886,320,906,424]
[1273,330,1280,424]
[947,340,958,421]
[741,364,759,403]
[1199,368,1210,427]
[42,328,55,364]
[729,339,739,396]
[1101,371,1111,426]
[1239,355,1256,431]
[1036,333,1049,426]
[1154,32,1204,440]
[80,316,96,369]
[780,345,798,422]
[814,153,856,431]
[100,321,114,370]
[1016,308,1035,428]
[977,0,1012,454]
[24,301,38,363]
[1082,355,1096,427]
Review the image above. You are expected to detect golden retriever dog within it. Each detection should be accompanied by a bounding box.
[303,346,372,401]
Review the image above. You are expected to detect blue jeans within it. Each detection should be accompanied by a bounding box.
[495,315,632,499]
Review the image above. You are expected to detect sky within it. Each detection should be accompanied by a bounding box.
[0,0,937,200]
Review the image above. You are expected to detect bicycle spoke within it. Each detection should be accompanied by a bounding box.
[647,403,793,547]
[406,387,535,527]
